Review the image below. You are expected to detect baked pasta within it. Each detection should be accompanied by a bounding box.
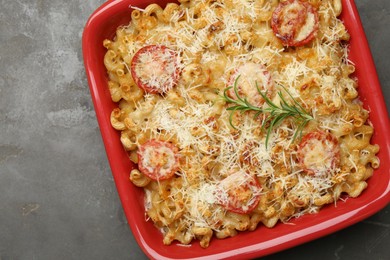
[103,0,380,248]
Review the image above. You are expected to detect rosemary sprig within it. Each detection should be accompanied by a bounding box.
[222,76,314,148]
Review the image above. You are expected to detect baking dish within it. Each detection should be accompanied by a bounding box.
[82,0,390,259]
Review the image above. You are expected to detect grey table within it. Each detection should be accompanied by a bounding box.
[0,0,388,259]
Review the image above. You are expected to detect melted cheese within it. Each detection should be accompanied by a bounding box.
[296,12,316,42]
[300,138,335,176]
[134,47,178,92]
[141,144,176,176]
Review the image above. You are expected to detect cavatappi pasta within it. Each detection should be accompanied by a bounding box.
[103,0,380,248]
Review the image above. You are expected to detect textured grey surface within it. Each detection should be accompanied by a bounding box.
[0,0,388,259]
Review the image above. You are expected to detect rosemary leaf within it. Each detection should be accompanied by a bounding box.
[221,76,314,148]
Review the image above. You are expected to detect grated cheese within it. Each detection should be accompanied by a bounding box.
[104,0,379,248]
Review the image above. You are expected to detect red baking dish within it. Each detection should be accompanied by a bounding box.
[82,0,390,259]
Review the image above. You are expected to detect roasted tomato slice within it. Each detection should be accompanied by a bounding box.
[215,171,262,214]
[227,62,274,107]
[271,0,319,47]
[137,139,180,180]
[131,45,180,94]
[297,130,340,176]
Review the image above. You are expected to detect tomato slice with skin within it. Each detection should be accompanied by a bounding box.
[137,139,180,180]
[215,171,262,214]
[271,0,319,47]
[227,62,274,107]
[131,45,180,94]
[297,130,340,176]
